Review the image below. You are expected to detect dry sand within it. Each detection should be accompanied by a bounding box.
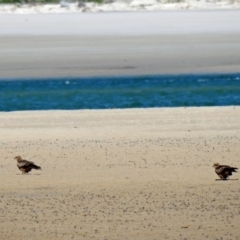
[1,10,240,79]
[0,107,240,239]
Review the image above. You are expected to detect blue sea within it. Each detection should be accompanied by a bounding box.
[1,73,240,112]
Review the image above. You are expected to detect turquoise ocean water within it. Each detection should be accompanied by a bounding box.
[1,73,240,112]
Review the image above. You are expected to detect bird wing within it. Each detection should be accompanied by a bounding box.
[215,165,230,174]
[219,165,231,168]
[17,160,35,168]
[216,165,237,175]
[220,165,238,171]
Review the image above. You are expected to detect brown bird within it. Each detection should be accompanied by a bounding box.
[213,163,238,180]
[14,155,41,174]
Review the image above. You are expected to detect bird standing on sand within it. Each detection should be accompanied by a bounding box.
[213,163,238,180]
[14,155,42,174]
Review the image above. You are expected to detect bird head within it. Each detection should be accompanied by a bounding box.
[213,163,220,168]
[14,155,22,161]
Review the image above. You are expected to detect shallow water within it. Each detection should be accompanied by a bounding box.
[1,74,240,111]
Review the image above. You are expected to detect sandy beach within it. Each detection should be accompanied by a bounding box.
[1,10,240,78]
[0,107,240,239]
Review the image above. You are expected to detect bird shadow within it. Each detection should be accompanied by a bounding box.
[215,179,238,181]
[16,174,41,176]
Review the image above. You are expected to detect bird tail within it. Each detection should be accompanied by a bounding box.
[32,164,41,170]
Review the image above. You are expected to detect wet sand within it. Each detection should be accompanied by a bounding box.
[1,10,240,79]
[0,107,240,239]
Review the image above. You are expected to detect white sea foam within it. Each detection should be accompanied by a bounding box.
[0,0,240,14]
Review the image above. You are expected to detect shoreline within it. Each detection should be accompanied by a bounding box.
[1,106,240,131]
[1,71,240,81]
